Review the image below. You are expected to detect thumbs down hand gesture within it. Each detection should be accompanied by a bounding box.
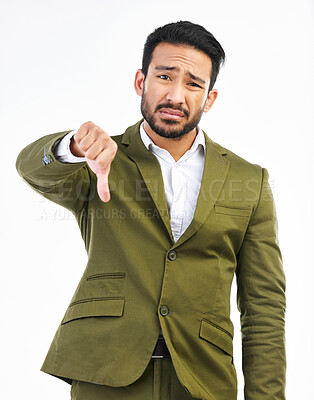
[70,121,118,202]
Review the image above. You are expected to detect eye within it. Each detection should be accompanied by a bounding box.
[158,74,171,80]
[188,82,202,88]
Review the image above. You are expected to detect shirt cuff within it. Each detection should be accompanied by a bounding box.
[54,129,86,163]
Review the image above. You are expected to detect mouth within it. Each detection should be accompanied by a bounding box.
[158,108,186,120]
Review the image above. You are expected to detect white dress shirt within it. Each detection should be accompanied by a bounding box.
[139,124,205,242]
[54,123,206,242]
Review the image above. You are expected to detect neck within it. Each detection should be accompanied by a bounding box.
[143,120,198,162]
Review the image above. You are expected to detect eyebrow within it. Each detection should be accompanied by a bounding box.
[154,65,206,86]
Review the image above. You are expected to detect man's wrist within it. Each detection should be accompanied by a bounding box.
[70,136,85,158]
[53,129,86,163]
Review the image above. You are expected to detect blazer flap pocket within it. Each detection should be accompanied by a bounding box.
[199,319,233,357]
[215,204,251,217]
[62,297,125,324]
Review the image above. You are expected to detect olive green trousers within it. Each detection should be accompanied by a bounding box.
[70,358,199,400]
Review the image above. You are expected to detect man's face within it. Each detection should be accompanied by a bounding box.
[135,42,217,140]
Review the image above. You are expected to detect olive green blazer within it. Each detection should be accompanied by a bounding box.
[16,120,286,400]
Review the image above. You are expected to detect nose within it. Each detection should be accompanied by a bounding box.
[165,82,185,104]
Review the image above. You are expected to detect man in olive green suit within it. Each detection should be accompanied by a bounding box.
[16,21,286,400]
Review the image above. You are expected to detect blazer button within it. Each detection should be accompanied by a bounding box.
[160,305,169,316]
[168,250,177,261]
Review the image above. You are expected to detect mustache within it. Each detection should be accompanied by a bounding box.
[155,103,189,118]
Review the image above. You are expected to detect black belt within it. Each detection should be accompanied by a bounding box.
[152,335,171,358]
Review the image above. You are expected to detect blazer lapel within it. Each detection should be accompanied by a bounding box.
[174,133,230,248]
[121,121,230,247]
[121,121,174,242]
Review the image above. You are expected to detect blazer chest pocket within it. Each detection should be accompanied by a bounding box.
[214,204,251,217]
[199,319,233,359]
[61,297,125,324]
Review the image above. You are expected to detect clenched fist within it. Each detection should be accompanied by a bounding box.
[70,121,118,202]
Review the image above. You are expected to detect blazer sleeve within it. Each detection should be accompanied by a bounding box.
[16,130,92,214]
[236,168,286,400]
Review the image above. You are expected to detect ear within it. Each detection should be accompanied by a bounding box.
[203,89,218,113]
[134,69,145,96]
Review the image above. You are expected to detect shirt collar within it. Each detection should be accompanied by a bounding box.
[139,122,206,156]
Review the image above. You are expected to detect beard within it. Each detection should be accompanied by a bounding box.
[140,91,204,140]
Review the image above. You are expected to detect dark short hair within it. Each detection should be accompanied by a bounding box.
[142,21,225,92]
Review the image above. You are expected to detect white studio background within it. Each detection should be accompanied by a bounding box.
[1,0,313,399]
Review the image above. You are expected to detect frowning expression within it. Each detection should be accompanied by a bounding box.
[134,42,218,139]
